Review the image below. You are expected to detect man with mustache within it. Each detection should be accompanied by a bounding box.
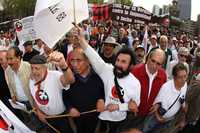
[76,27,141,133]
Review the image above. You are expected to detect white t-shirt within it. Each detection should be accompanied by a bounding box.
[14,72,29,102]
[85,45,141,122]
[154,79,187,120]
[29,70,69,115]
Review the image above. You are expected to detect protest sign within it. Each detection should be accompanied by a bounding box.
[88,4,112,21]
[112,3,152,24]
[34,0,89,48]
[15,16,37,45]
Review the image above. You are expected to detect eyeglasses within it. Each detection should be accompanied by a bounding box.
[71,59,85,64]
[179,54,188,58]
[150,58,162,66]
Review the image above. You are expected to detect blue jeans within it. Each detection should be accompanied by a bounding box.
[142,114,171,133]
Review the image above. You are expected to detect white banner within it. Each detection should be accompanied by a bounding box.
[0,100,35,133]
[34,0,89,48]
[15,16,37,45]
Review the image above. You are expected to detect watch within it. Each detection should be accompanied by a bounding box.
[61,66,69,72]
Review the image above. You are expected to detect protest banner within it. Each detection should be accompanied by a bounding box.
[112,3,152,24]
[88,4,112,21]
[15,16,37,45]
[34,0,89,48]
[0,100,35,133]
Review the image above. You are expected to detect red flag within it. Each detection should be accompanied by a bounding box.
[0,116,8,131]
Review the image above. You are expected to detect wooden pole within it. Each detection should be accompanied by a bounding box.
[73,0,77,24]
[46,109,97,119]
[46,121,61,133]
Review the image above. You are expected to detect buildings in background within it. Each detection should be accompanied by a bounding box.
[152,5,160,16]
[178,0,191,20]
[152,0,199,36]
[197,14,200,36]
[180,20,197,36]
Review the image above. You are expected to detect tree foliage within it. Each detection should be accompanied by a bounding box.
[1,0,36,21]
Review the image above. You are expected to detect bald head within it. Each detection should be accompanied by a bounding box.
[147,48,165,74]
[70,48,90,76]
[148,48,165,63]
[71,48,87,59]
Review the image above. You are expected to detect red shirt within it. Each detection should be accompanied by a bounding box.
[131,64,167,116]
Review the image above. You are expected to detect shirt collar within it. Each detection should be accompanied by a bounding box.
[145,64,157,78]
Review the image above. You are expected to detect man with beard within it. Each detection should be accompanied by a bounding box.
[76,27,141,133]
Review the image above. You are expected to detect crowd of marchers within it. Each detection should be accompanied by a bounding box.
[0,19,200,133]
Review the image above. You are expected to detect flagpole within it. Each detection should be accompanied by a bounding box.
[73,0,76,24]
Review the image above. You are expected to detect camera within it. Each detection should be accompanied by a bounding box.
[157,106,167,116]
[179,97,185,104]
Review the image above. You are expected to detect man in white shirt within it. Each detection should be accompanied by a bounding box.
[5,46,34,121]
[143,63,188,133]
[77,26,141,133]
[29,53,74,132]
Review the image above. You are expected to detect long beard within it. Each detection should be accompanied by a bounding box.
[113,66,129,78]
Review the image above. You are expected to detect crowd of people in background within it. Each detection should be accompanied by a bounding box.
[0,18,200,133]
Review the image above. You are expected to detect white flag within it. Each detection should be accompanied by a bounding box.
[142,25,148,53]
[0,100,35,133]
[34,0,89,48]
[15,16,37,45]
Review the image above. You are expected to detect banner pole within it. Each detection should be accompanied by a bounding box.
[73,0,76,24]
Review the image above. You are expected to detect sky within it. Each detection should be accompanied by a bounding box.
[132,0,200,21]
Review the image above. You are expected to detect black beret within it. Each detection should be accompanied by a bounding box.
[30,55,47,64]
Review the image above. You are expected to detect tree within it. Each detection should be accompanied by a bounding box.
[1,0,36,21]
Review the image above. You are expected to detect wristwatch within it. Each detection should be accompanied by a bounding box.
[61,66,69,72]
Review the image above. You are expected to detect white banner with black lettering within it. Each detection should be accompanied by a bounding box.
[15,16,37,45]
[34,0,89,48]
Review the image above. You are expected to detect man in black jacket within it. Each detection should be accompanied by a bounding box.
[63,48,105,133]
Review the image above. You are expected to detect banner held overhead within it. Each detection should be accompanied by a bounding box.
[34,0,89,48]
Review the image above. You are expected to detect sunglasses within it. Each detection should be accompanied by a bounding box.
[179,54,188,58]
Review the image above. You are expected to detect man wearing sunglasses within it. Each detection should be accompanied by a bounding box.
[131,48,167,125]
[167,47,189,80]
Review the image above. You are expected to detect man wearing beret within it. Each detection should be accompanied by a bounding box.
[29,52,74,132]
